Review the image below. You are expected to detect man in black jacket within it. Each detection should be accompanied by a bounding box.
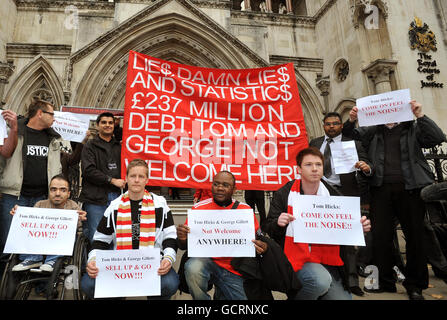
[79,112,125,243]
[309,111,372,296]
[309,112,372,199]
[343,100,447,300]
[263,147,371,300]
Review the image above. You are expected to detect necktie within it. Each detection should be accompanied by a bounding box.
[323,137,333,178]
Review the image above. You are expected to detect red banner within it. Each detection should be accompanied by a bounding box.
[122,51,308,190]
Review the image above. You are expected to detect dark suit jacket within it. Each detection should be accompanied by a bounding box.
[309,135,372,201]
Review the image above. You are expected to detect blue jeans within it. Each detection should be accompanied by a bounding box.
[293,262,352,300]
[82,192,119,243]
[184,258,247,300]
[18,254,61,264]
[80,265,179,299]
[0,193,47,254]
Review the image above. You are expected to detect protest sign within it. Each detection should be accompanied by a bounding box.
[4,207,78,255]
[330,141,359,174]
[356,89,413,127]
[292,195,365,246]
[0,111,7,145]
[122,51,308,190]
[95,248,160,298]
[187,209,256,257]
[52,111,91,142]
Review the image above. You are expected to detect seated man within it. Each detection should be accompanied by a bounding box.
[177,171,267,300]
[263,147,371,300]
[81,159,179,299]
[10,174,87,272]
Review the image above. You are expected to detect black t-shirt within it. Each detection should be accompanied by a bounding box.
[102,138,121,193]
[21,126,51,197]
[130,199,142,249]
[383,125,404,184]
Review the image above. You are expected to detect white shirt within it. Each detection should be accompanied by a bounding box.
[319,134,342,186]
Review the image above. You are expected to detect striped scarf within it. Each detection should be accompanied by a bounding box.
[116,190,156,250]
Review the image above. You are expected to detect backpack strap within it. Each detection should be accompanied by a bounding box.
[231,200,240,209]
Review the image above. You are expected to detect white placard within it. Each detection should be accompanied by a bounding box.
[292,195,365,246]
[187,209,256,258]
[356,89,413,127]
[94,249,161,298]
[52,111,91,142]
[4,207,78,255]
[330,141,359,174]
[0,111,8,146]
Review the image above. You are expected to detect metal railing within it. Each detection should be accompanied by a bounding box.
[424,142,447,182]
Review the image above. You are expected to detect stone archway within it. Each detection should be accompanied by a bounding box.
[293,69,325,141]
[335,98,356,122]
[5,55,65,114]
[70,10,261,109]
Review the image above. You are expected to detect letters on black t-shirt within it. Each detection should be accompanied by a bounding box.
[130,199,142,249]
[21,126,51,197]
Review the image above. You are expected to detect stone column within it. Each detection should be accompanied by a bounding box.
[266,0,273,12]
[244,0,251,11]
[0,61,14,105]
[286,0,293,14]
[362,59,397,94]
[316,77,330,115]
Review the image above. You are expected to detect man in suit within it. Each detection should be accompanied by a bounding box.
[309,111,372,296]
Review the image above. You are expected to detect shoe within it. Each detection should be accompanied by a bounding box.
[357,266,372,278]
[393,266,405,282]
[363,286,397,293]
[350,286,364,296]
[40,260,57,272]
[407,289,424,300]
[12,259,42,272]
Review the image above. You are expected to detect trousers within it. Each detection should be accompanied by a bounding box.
[370,183,428,291]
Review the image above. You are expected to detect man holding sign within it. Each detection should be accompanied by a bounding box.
[9,174,86,272]
[309,111,372,296]
[177,171,267,300]
[1,99,64,257]
[263,147,370,300]
[80,159,179,299]
[309,111,372,202]
[343,100,446,300]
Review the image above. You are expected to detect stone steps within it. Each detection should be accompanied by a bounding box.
[167,200,193,215]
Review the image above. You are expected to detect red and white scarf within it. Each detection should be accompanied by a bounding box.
[284,179,344,271]
[116,190,156,250]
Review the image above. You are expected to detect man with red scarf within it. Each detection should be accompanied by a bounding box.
[263,147,371,300]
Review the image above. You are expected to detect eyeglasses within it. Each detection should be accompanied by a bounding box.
[212,181,233,189]
[42,110,55,117]
[324,121,341,127]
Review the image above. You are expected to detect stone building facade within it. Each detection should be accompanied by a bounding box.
[1,0,446,141]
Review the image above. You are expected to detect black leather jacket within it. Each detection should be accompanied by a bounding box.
[342,116,446,190]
